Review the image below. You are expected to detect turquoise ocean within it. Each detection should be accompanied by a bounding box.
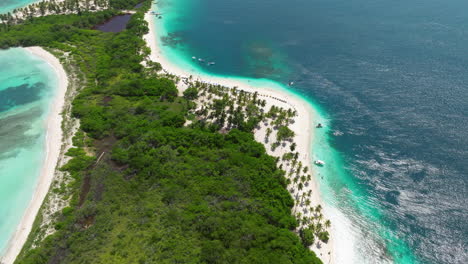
[151,0,467,263]
[0,48,59,255]
[0,0,38,14]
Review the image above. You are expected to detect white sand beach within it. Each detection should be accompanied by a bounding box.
[6,0,108,21]
[1,47,68,264]
[144,12,335,264]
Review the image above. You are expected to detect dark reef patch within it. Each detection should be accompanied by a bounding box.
[0,82,44,113]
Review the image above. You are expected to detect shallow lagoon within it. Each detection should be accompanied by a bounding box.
[0,48,58,255]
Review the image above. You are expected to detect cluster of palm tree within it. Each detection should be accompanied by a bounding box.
[281,151,331,246]
[186,83,267,131]
[265,105,296,125]
[296,204,331,245]
[263,105,297,150]
[0,0,108,24]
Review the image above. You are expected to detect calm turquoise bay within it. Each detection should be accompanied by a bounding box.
[152,0,468,263]
[0,48,58,255]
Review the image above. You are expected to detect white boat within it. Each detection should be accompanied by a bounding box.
[192,56,197,60]
[314,160,325,166]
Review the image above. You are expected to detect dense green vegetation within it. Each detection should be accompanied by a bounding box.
[1,2,322,263]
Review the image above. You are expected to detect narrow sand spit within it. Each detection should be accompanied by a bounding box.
[1,47,68,264]
[144,12,334,264]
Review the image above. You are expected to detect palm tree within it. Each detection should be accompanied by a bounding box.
[315,204,322,213]
[317,213,323,223]
[301,175,306,183]
[325,219,331,229]
[316,222,323,233]
[309,207,315,215]
[309,223,316,233]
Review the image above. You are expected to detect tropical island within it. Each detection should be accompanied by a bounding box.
[0,0,333,263]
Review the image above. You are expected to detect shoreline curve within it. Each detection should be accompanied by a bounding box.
[1,47,68,264]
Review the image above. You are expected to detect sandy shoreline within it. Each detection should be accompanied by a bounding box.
[144,11,334,263]
[2,0,108,20]
[1,47,68,264]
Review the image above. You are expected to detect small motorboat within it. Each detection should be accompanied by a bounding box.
[192,56,197,60]
[208,62,216,66]
[198,58,205,62]
[288,81,294,86]
[314,160,325,166]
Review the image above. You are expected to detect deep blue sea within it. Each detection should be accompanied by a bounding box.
[153,0,468,263]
